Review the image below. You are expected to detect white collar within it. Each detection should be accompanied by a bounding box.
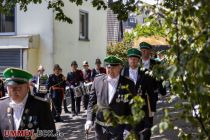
[107,75,120,82]
[129,67,138,72]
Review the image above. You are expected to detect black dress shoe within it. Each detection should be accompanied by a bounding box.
[55,116,63,122]
[72,112,76,116]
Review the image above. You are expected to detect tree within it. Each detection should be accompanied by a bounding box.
[145,0,210,139]
[107,18,166,62]
[107,32,134,63]
[0,0,137,23]
[109,0,210,139]
[1,0,209,139]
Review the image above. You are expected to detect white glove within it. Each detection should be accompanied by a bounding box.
[85,121,93,133]
[123,130,130,139]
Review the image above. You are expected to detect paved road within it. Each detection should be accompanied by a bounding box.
[55,96,192,140]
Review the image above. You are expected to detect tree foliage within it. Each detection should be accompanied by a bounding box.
[107,18,166,62]
[133,18,166,37]
[1,0,209,139]
[109,0,209,139]
[146,0,210,139]
[0,0,137,23]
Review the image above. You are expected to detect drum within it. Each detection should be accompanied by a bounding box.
[84,82,93,94]
[38,85,48,94]
[65,86,71,106]
[73,86,83,97]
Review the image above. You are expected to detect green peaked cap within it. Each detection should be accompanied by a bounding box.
[104,55,122,66]
[139,42,152,49]
[127,48,141,58]
[3,67,33,85]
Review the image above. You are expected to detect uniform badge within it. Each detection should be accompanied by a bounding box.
[33,116,38,126]
[28,116,33,128]
[20,121,25,128]
[22,116,26,120]
[28,123,33,129]
[25,109,29,114]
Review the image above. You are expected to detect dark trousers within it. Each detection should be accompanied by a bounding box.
[95,123,124,140]
[135,117,153,140]
[82,94,89,110]
[63,98,69,112]
[70,90,81,114]
[51,90,63,118]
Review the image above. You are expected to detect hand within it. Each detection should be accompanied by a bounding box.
[84,121,92,133]
[123,130,130,139]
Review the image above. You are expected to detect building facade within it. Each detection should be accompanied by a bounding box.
[0,2,107,75]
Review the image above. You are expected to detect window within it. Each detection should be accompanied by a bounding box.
[79,11,88,40]
[0,8,15,35]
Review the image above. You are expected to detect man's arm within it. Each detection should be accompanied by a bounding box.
[87,80,97,122]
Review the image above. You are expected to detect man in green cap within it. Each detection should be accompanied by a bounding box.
[139,41,158,70]
[139,42,167,139]
[0,67,56,139]
[121,48,141,85]
[121,48,158,139]
[85,55,136,140]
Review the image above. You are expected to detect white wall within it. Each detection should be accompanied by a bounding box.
[16,2,54,74]
[53,1,107,75]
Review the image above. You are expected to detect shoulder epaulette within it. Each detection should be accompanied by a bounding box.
[32,95,48,102]
[0,96,9,100]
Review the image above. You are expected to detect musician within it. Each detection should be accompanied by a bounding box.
[0,68,56,140]
[59,68,70,113]
[66,61,84,116]
[91,58,106,81]
[47,64,66,122]
[85,55,136,140]
[0,78,5,98]
[31,65,48,98]
[82,61,92,110]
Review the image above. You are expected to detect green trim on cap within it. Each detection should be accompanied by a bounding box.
[127,48,141,58]
[104,55,123,65]
[139,42,152,50]
[3,67,32,85]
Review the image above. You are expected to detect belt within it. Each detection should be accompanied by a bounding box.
[95,119,113,127]
[52,87,64,90]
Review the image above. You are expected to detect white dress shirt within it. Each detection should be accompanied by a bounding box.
[9,94,28,130]
[107,75,120,104]
[142,59,150,69]
[129,67,138,84]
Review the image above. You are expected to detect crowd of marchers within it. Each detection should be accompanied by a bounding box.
[0,41,168,140]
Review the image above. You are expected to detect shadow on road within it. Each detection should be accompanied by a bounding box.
[57,112,95,140]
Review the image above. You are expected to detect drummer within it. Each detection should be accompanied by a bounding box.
[31,65,48,98]
[82,61,92,110]
[66,61,84,116]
